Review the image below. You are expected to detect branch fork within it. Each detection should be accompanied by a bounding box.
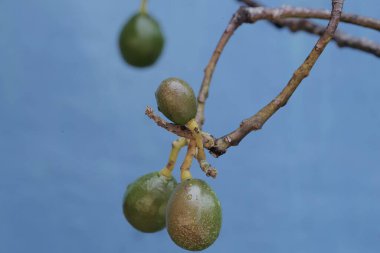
[148,0,378,175]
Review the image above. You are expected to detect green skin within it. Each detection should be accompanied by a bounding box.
[123,172,177,233]
[119,12,164,67]
[166,179,222,251]
[155,78,197,125]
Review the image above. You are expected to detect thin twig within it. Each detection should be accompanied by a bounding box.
[145,106,193,139]
[209,1,344,156]
[240,6,375,29]
[241,4,379,30]
[195,14,243,126]
[145,107,216,149]
[238,0,380,57]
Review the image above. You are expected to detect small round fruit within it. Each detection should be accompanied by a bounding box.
[119,12,164,67]
[166,179,222,251]
[123,171,177,233]
[155,77,197,125]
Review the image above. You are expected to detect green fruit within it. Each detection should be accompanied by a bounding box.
[166,179,222,251]
[119,12,164,67]
[123,171,177,233]
[155,78,197,125]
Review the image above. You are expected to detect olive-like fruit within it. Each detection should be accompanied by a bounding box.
[123,171,177,233]
[166,179,222,251]
[155,78,197,125]
[119,12,164,67]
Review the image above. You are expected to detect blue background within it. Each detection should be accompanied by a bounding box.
[1,0,380,252]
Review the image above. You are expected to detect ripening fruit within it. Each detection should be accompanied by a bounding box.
[119,12,164,67]
[123,172,177,233]
[155,77,197,125]
[166,179,222,251]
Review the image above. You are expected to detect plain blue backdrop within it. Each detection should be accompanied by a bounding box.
[1,0,380,252]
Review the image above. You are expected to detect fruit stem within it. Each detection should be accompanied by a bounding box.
[197,159,218,178]
[139,0,148,14]
[180,140,196,181]
[160,138,188,178]
[186,119,206,160]
[186,118,218,178]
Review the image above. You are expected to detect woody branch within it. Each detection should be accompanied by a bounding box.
[147,1,378,158]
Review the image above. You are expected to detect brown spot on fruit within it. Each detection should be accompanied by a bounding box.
[166,179,222,251]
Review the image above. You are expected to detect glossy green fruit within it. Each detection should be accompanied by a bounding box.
[119,12,164,67]
[155,77,197,125]
[166,179,222,251]
[123,171,177,233]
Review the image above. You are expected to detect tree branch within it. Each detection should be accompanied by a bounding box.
[149,1,376,158]
[197,3,379,130]
[209,1,344,156]
[238,0,380,57]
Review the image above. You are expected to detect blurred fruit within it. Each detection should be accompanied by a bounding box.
[166,178,222,251]
[123,171,177,232]
[119,12,164,67]
[155,77,197,125]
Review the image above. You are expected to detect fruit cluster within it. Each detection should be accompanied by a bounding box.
[123,78,222,251]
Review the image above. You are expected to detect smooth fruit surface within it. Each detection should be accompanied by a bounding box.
[166,179,222,251]
[119,12,164,67]
[155,77,197,125]
[123,171,177,233]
